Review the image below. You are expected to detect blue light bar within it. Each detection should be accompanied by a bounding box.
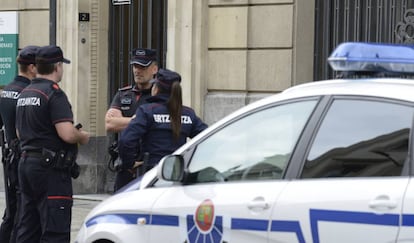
[328,42,414,74]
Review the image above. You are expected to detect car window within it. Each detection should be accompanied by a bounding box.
[302,98,413,178]
[186,99,318,183]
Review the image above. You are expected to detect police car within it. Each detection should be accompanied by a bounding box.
[75,42,414,243]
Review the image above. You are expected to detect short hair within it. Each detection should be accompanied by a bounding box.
[19,63,30,73]
[36,63,56,75]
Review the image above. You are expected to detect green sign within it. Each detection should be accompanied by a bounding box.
[0,34,18,85]
[0,12,18,86]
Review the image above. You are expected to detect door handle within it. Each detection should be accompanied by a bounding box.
[248,197,270,210]
[369,195,397,211]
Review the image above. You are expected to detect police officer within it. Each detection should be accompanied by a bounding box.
[118,69,207,173]
[105,48,158,191]
[15,45,90,243]
[0,45,38,243]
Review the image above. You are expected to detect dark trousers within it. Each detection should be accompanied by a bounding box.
[114,169,135,192]
[0,157,20,243]
[113,164,155,192]
[0,166,19,243]
[16,156,73,243]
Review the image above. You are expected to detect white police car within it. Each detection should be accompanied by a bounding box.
[75,42,414,243]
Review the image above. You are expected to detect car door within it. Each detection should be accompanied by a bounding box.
[270,97,413,243]
[399,178,414,242]
[147,98,320,243]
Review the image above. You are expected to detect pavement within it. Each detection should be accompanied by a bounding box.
[0,191,111,243]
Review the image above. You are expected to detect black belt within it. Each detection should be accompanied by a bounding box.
[23,151,43,158]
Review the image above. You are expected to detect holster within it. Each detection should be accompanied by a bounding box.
[40,147,80,179]
[7,139,21,186]
[55,150,76,170]
[41,148,57,167]
[59,146,80,179]
[108,140,122,172]
[8,138,21,164]
[108,140,119,160]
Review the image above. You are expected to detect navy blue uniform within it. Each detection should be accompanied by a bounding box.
[15,78,74,243]
[118,94,208,170]
[0,76,31,243]
[110,85,152,117]
[110,85,152,191]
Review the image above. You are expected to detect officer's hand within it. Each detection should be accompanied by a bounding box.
[106,109,116,118]
[127,161,143,175]
[79,130,90,145]
[132,161,144,169]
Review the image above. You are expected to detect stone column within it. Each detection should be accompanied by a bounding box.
[57,0,110,193]
[167,0,208,116]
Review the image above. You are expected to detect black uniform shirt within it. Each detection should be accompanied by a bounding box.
[16,78,74,152]
[0,76,31,144]
[109,85,152,117]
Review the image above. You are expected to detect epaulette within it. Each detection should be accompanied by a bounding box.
[118,85,133,91]
[48,82,62,99]
[51,83,61,91]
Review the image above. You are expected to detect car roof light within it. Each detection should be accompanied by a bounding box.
[328,42,414,74]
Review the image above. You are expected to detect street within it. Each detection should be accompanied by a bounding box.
[0,192,109,243]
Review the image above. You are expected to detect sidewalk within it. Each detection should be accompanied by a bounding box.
[74,194,111,201]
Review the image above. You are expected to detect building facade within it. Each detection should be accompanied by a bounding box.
[1,0,412,193]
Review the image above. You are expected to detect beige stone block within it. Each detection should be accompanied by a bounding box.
[293,0,315,85]
[209,0,248,5]
[247,49,292,91]
[19,10,49,46]
[250,0,293,4]
[20,0,49,9]
[208,50,247,90]
[248,5,293,48]
[209,0,293,4]
[204,92,247,125]
[0,0,18,10]
[209,7,248,48]
[0,0,48,10]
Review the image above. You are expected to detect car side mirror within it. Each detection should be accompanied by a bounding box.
[157,155,185,182]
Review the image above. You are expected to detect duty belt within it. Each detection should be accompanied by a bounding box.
[22,151,43,158]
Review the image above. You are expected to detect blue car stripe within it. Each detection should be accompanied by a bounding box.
[271,220,305,243]
[310,209,400,243]
[85,213,149,227]
[85,213,178,228]
[84,210,413,242]
[151,215,179,226]
[402,214,414,226]
[231,218,268,231]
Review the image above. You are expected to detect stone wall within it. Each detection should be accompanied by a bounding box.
[203,0,314,124]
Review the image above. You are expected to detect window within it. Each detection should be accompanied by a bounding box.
[186,100,318,183]
[302,99,413,178]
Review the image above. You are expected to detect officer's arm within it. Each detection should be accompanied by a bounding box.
[105,108,134,132]
[118,107,148,169]
[190,115,208,138]
[56,121,90,145]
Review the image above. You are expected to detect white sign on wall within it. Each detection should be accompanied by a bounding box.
[0,11,18,34]
[112,0,131,5]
